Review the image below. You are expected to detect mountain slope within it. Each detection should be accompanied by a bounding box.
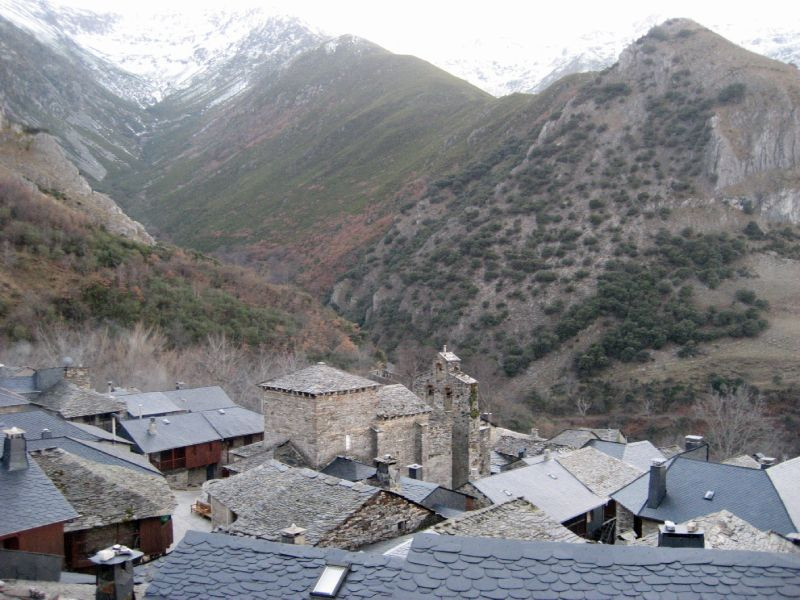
[110,36,494,291]
[0,113,357,355]
[334,20,800,424]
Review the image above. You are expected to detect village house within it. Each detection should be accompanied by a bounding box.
[31,448,175,571]
[633,510,799,554]
[468,451,608,539]
[0,427,77,555]
[222,435,307,476]
[612,453,799,540]
[118,399,263,486]
[0,387,30,415]
[203,459,439,550]
[115,385,236,418]
[260,347,489,490]
[145,530,800,599]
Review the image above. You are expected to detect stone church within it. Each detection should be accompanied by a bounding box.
[259,347,489,488]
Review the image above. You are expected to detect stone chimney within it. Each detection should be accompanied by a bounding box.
[407,463,423,480]
[647,458,667,509]
[147,417,157,436]
[2,427,28,471]
[759,456,777,469]
[90,544,143,600]
[63,362,91,390]
[107,381,114,393]
[374,455,397,487]
[684,435,705,451]
[657,521,705,548]
[280,523,307,545]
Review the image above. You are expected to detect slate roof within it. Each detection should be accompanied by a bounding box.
[472,457,605,523]
[376,384,431,418]
[724,454,762,469]
[585,438,666,471]
[200,406,263,439]
[230,436,288,459]
[321,456,377,481]
[558,446,645,497]
[225,436,307,474]
[768,456,800,532]
[31,381,124,419]
[204,460,380,543]
[0,409,100,445]
[160,386,236,412]
[32,448,174,532]
[145,530,404,600]
[26,436,160,476]
[394,533,800,598]
[635,510,800,554]
[547,427,623,449]
[431,498,585,544]
[147,531,800,599]
[259,363,380,396]
[119,391,184,417]
[396,476,439,504]
[0,446,78,537]
[69,420,132,443]
[493,434,546,459]
[612,456,797,535]
[0,386,29,408]
[119,413,221,454]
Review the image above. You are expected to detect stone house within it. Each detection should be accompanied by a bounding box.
[612,454,799,540]
[32,448,175,570]
[203,459,439,550]
[221,435,307,476]
[0,427,77,555]
[260,347,489,489]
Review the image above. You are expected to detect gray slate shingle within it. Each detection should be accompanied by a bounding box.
[376,384,431,418]
[396,533,800,598]
[0,386,29,409]
[200,406,263,439]
[119,412,221,453]
[161,386,235,412]
[145,530,404,600]
[0,450,78,537]
[259,363,380,396]
[204,460,379,543]
[612,456,797,535]
[557,446,644,497]
[321,456,377,481]
[27,436,160,476]
[31,381,124,419]
[32,448,174,532]
[767,456,800,532]
[0,409,100,448]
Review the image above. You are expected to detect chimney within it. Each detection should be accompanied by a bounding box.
[280,523,307,545]
[530,427,539,439]
[647,458,667,509]
[63,362,91,390]
[657,521,705,548]
[759,456,777,469]
[41,428,53,439]
[90,544,143,600]
[517,448,527,459]
[107,381,114,393]
[407,463,423,480]
[147,417,157,436]
[684,435,705,451]
[175,381,184,390]
[374,455,397,487]
[2,427,28,471]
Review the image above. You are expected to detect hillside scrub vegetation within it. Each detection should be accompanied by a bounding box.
[0,177,357,358]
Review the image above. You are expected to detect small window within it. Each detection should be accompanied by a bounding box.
[397,521,406,531]
[311,564,349,597]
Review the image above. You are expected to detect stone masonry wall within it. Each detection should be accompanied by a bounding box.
[374,413,429,480]
[318,491,439,551]
[262,390,316,466]
[617,505,635,540]
[425,411,454,488]
[314,389,379,469]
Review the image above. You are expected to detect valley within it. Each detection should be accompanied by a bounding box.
[0,4,799,453]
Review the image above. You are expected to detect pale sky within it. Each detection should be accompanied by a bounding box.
[51,0,800,61]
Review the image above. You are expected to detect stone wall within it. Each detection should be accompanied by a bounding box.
[617,504,635,539]
[262,390,316,465]
[641,517,661,539]
[208,495,235,530]
[314,389,379,468]
[318,491,439,551]
[424,411,454,488]
[374,413,429,479]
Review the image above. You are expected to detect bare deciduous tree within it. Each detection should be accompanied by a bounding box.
[696,385,770,461]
